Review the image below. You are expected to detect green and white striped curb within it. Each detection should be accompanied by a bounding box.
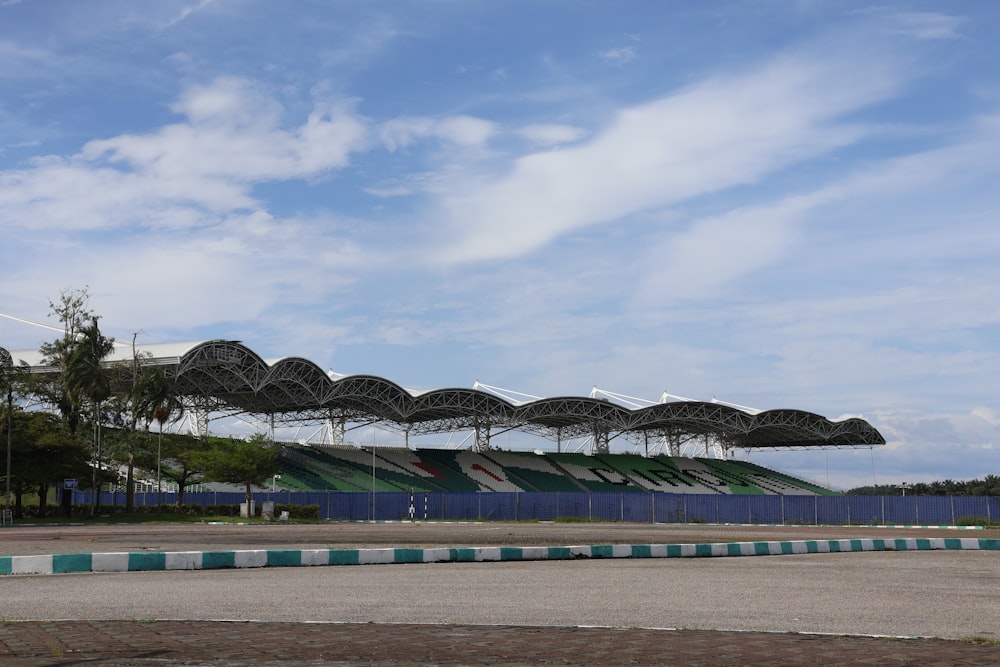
[841,525,986,530]
[3,538,998,576]
[729,523,986,530]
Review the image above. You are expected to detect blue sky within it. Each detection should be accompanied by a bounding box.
[2,1,999,490]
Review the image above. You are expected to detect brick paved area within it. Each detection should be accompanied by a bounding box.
[1,621,999,666]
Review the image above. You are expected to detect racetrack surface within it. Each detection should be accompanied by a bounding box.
[2,522,999,665]
[1,520,994,556]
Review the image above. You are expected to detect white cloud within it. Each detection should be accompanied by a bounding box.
[433,44,898,263]
[972,407,1000,427]
[85,77,368,183]
[3,209,372,346]
[516,123,587,146]
[0,37,60,79]
[162,0,217,29]
[435,115,496,146]
[632,194,816,302]
[364,171,453,198]
[889,12,964,40]
[379,114,496,151]
[625,110,1000,308]
[380,117,436,152]
[870,408,1000,472]
[0,78,369,233]
[599,46,637,64]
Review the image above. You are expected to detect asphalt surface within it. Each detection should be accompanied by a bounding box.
[1,521,994,556]
[2,521,999,666]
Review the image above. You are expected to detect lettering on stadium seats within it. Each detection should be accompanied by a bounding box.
[680,467,752,489]
[678,470,725,488]
[629,468,695,487]
[589,468,630,486]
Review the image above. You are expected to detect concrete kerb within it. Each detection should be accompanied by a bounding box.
[2,537,999,576]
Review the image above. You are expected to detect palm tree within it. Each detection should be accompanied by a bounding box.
[65,317,115,515]
[135,366,183,509]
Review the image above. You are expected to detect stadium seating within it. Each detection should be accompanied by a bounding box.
[450,450,525,491]
[272,455,331,491]
[481,451,585,492]
[728,459,837,496]
[275,445,838,496]
[306,446,440,491]
[412,449,496,491]
[658,457,740,494]
[595,453,716,493]
[543,453,640,492]
[282,446,395,491]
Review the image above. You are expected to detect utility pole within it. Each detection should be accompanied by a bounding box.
[2,347,14,524]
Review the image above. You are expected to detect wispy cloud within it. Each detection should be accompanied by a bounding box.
[162,0,217,29]
[432,42,900,263]
[516,123,587,146]
[890,12,965,40]
[380,115,496,152]
[599,46,637,64]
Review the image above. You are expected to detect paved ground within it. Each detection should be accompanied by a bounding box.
[3,620,1000,666]
[2,521,995,556]
[1,522,999,665]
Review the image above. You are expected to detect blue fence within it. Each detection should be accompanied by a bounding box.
[82,490,1000,525]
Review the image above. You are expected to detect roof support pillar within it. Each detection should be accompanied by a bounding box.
[666,431,681,458]
[325,414,346,447]
[590,426,610,455]
[474,421,491,452]
[183,399,210,438]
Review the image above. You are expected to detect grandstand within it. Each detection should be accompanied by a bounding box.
[6,339,884,496]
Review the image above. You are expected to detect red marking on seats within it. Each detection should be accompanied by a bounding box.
[471,464,503,482]
[413,462,447,479]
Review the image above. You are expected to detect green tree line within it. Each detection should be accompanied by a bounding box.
[1,288,278,519]
[846,476,1000,496]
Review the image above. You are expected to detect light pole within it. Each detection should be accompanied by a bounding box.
[2,347,13,521]
[272,474,281,493]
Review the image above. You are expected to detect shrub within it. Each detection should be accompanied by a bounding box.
[956,515,1000,527]
[276,503,319,520]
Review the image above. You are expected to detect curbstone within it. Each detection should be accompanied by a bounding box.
[3,537,999,576]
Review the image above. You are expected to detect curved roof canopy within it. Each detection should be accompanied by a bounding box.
[4,340,885,450]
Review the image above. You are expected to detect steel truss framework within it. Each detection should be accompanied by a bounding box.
[5,340,885,452]
[163,340,885,452]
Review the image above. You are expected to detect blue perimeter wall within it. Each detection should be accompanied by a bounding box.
[85,491,1000,525]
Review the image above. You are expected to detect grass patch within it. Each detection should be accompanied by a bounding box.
[956,515,1000,528]
[11,511,328,526]
[961,636,1000,646]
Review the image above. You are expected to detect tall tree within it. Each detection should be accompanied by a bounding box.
[1,346,14,514]
[6,411,91,518]
[135,432,210,507]
[34,288,100,435]
[103,339,159,512]
[197,434,280,514]
[134,366,184,508]
[64,317,115,514]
